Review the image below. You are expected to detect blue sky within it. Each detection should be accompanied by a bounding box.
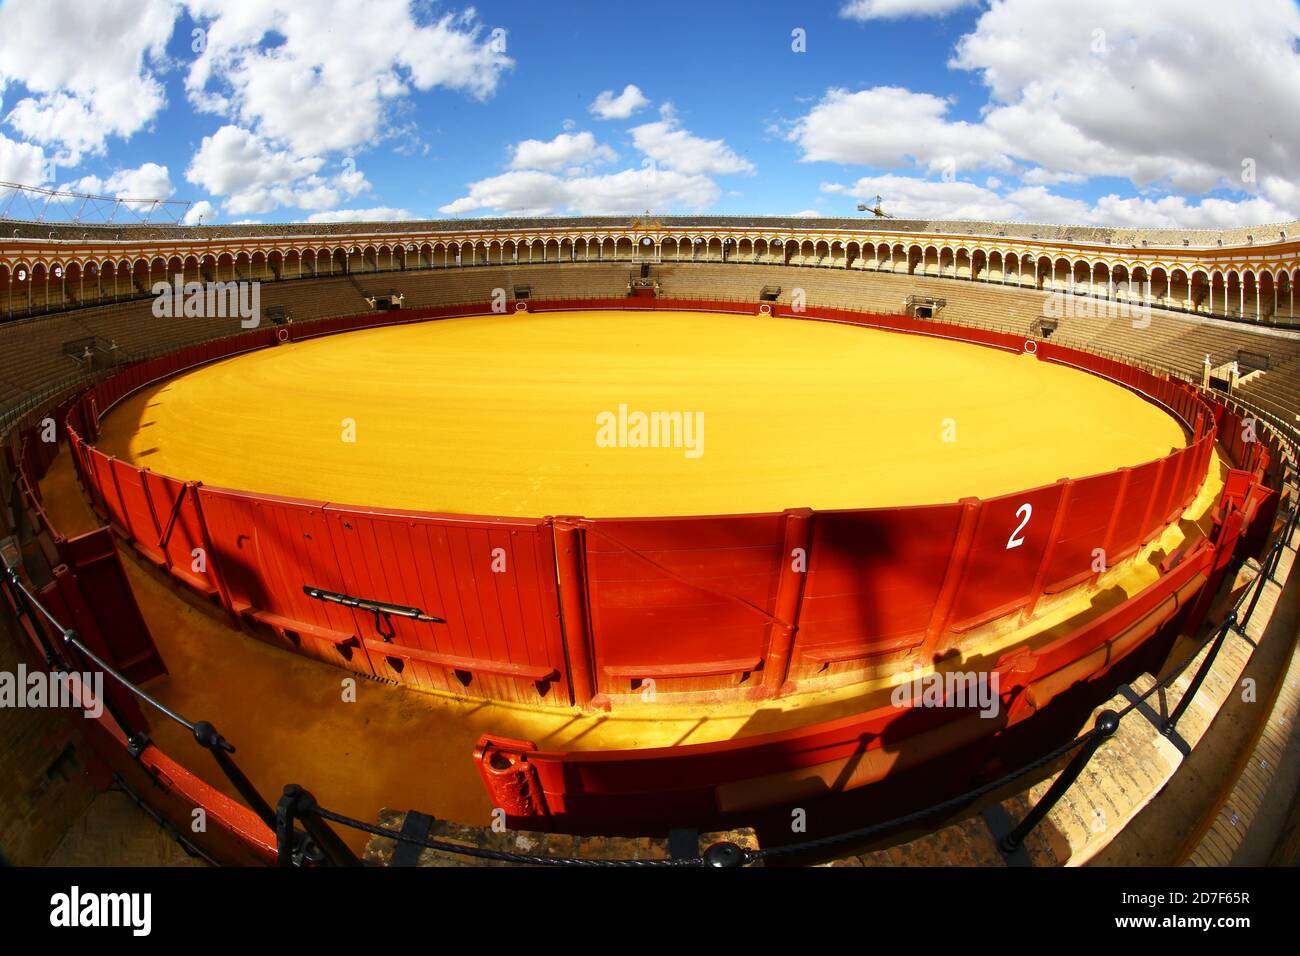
[0,0,1298,227]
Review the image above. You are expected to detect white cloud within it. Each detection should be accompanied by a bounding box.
[440,167,720,217]
[0,133,47,185]
[790,209,823,217]
[793,2,1300,225]
[825,175,1022,221]
[631,106,754,176]
[183,1,512,158]
[823,174,1297,226]
[305,206,414,222]
[187,125,321,197]
[1086,193,1296,229]
[841,0,979,20]
[787,87,1012,175]
[0,0,176,163]
[1020,167,1086,187]
[183,199,216,225]
[589,84,649,120]
[65,162,175,199]
[950,0,1300,194]
[997,185,1094,224]
[447,108,750,217]
[185,124,370,215]
[509,132,616,171]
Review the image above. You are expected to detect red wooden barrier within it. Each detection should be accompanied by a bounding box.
[788,503,964,683]
[324,504,568,705]
[1043,471,1121,589]
[141,472,222,598]
[196,487,375,675]
[109,457,164,562]
[53,527,167,688]
[946,481,1070,633]
[475,534,1217,831]
[578,512,788,702]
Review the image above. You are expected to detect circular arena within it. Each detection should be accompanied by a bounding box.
[2,216,1297,871]
[95,309,1185,515]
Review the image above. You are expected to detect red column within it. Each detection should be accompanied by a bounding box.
[760,508,813,698]
[553,518,598,709]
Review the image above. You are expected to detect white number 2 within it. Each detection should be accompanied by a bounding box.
[1007,503,1032,550]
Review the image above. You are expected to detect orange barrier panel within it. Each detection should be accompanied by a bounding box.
[578,513,788,702]
[141,472,222,598]
[1108,458,1163,561]
[946,481,1070,633]
[475,540,1219,831]
[53,527,167,688]
[108,457,164,563]
[195,486,375,676]
[1042,470,1126,592]
[789,503,965,681]
[323,504,569,705]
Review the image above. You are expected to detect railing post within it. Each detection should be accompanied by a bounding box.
[1238,508,1293,629]
[1000,709,1119,853]
[277,785,362,867]
[192,720,278,832]
[1163,611,1235,735]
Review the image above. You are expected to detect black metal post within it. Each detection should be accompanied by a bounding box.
[275,786,299,867]
[1267,503,1298,584]
[1001,709,1119,853]
[1164,611,1235,735]
[1238,511,1292,631]
[279,784,362,867]
[192,721,278,832]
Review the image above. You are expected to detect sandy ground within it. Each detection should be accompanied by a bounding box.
[94,310,1186,517]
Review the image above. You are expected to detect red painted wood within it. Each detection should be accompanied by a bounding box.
[554,519,596,708]
[579,513,787,697]
[1043,469,1125,593]
[54,527,167,687]
[947,482,1067,633]
[789,503,965,678]
[759,508,813,696]
[195,486,375,675]
[479,544,1217,829]
[323,503,568,704]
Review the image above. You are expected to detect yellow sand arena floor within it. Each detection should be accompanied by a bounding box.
[96,310,1187,516]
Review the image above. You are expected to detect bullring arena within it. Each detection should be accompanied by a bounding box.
[2,215,1299,868]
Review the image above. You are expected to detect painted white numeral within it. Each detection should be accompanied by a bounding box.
[1007,503,1032,550]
